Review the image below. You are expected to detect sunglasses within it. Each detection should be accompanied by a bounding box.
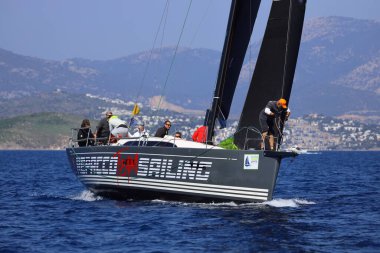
[165,124,171,126]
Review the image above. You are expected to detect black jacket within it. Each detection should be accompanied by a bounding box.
[154,127,168,138]
[96,118,110,138]
[77,128,95,147]
[259,101,287,120]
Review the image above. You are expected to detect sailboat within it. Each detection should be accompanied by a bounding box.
[66,0,307,203]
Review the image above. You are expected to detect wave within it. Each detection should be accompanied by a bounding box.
[151,199,241,208]
[262,198,316,208]
[70,190,103,202]
[304,152,322,155]
[151,198,315,208]
[29,190,102,202]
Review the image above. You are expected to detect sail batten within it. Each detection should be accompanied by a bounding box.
[234,0,307,150]
[206,0,261,143]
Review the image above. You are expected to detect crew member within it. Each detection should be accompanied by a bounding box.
[132,123,149,138]
[259,98,290,151]
[109,115,129,140]
[77,119,95,147]
[155,120,171,138]
[95,111,112,144]
[192,125,208,143]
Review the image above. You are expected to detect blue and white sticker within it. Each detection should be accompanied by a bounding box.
[244,154,259,170]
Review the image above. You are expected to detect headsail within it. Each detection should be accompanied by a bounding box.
[205,0,261,143]
[234,0,307,150]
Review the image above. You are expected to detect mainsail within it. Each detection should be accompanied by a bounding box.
[205,0,261,143]
[234,0,307,150]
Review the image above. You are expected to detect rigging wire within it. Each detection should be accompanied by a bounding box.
[134,0,170,101]
[159,1,170,52]
[275,0,294,150]
[248,0,254,75]
[156,0,193,110]
[281,0,293,98]
[189,0,213,48]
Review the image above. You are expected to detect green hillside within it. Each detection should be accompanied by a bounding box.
[0,112,87,149]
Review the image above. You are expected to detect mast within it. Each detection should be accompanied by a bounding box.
[234,0,307,150]
[205,0,261,144]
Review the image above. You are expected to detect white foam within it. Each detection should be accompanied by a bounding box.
[151,199,239,208]
[70,190,103,202]
[304,152,322,155]
[263,198,316,208]
[207,201,239,207]
[150,198,315,209]
[193,201,239,209]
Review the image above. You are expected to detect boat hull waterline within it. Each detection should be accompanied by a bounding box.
[66,146,296,203]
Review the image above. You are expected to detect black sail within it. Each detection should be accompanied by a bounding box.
[234,0,306,150]
[206,0,261,143]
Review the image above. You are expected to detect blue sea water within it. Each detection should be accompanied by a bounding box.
[0,151,379,253]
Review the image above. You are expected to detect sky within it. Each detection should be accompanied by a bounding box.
[0,0,379,61]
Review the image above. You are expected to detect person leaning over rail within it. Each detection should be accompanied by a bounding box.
[155,120,171,138]
[259,98,290,151]
[77,119,95,147]
[108,115,130,141]
[95,111,112,144]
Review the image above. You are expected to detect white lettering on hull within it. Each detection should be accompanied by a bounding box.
[76,156,211,181]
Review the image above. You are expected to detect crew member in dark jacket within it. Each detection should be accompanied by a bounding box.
[154,120,171,138]
[95,111,112,144]
[259,98,290,150]
[77,119,95,147]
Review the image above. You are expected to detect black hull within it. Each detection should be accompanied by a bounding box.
[66,146,295,203]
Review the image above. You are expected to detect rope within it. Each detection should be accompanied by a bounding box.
[157,0,193,110]
[135,0,170,100]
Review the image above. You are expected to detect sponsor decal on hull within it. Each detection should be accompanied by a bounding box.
[68,148,274,202]
[74,147,211,181]
[244,154,259,170]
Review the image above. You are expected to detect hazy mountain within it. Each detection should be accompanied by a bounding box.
[292,17,380,117]
[0,16,379,118]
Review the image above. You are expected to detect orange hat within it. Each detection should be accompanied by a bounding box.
[278,98,287,109]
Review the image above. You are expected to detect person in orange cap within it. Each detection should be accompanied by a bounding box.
[259,98,291,151]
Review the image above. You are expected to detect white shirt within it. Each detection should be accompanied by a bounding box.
[132,130,149,138]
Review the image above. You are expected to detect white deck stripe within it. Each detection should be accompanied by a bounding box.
[79,175,269,193]
[83,179,268,201]
[79,176,269,199]
[81,178,268,197]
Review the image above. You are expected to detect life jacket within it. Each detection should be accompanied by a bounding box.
[192,126,207,143]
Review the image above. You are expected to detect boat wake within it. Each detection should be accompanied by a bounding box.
[151,198,315,208]
[70,190,103,202]
[262,198,316,208]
